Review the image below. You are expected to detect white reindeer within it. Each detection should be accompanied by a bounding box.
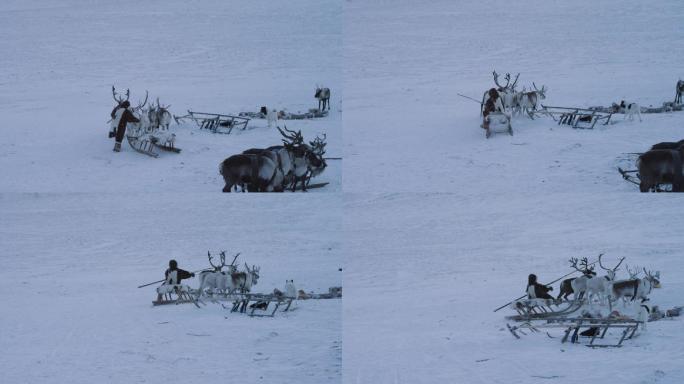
[585,255,624,308]
[518,83,546,118]
[196,251,239,297]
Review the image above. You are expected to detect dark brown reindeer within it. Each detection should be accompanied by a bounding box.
[557,257,596,300]
[219,153,281,192]
[637,146,684,192]
[315,86,331,111]
[650,139,684,150]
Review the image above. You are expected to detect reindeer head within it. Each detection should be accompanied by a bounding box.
[207,251,227,272]
[112,86,130,107]
[309,133,327,156]
[626,265,641,280]
[569,257,597,276]
[278,126,304,145]
[533,83,547,99]
[598,254,624,280]
[643,268,661,288]
[156,97,171,112]
[493,71,520,92]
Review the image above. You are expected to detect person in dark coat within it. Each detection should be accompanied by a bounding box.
[156,260,195,302]
[482,88,504,131]
[110,100,140,152]
[526,274,554,300]
[163,259,194,285]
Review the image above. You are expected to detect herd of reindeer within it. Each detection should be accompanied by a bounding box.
[220,126,327,192]
[554,254,661,308]
[110,86,331,192]
[481,72,684,193]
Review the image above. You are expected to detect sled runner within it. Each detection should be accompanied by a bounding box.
[293,182,329,191]
[176,110,250,134]
[506,298,584,321]
[507,317,642,348]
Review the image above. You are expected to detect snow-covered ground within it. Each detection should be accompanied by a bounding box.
[344,0,684,194]
[4,0,684,383]
[343,1,684,383]
[0,0,341,193]
[0,194,342,384]
[344,193,684,384]
[1,1,342,383]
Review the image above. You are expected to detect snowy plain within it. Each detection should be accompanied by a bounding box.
[344,0,684,194]
[344,1,684,383]
[0,0,342,193]
[0,194,342,384]
[0,1,342,383]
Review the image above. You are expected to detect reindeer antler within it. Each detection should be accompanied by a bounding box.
[493,71,504,89]
[112,86,130,104]
[599,254,624,272]
[626,265,640,279]
[208,251,227,270]
[510,73,520,90]
[135,90,148,110]
[277,125,304,145]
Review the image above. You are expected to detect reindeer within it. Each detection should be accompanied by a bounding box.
[637,146,684,192]
[219,150,284,192]
[306,133,328,186]
[148,98,172,130]
[230,263,261,293]
[277,126,325,191]
[620,100,642,122]
[315,86,331,111]
[585,255,624,308]
[651,139,684,150]
[612,268,661,305]
[675,79,684,104]
[197,251,240,297]
[558,257,597,300]
[518,83,546,118]
[482,71,520,115]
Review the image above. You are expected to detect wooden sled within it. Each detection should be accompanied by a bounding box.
[152,290,201,308]
[483,112,513,139]
[508,317,642,348]
[176,110,250,134]
[536,105,613,129]
[229,293,294,318]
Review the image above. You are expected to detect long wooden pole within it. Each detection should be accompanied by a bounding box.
[493,255,602,312]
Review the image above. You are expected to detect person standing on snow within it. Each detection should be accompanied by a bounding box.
[110,100,139,152]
